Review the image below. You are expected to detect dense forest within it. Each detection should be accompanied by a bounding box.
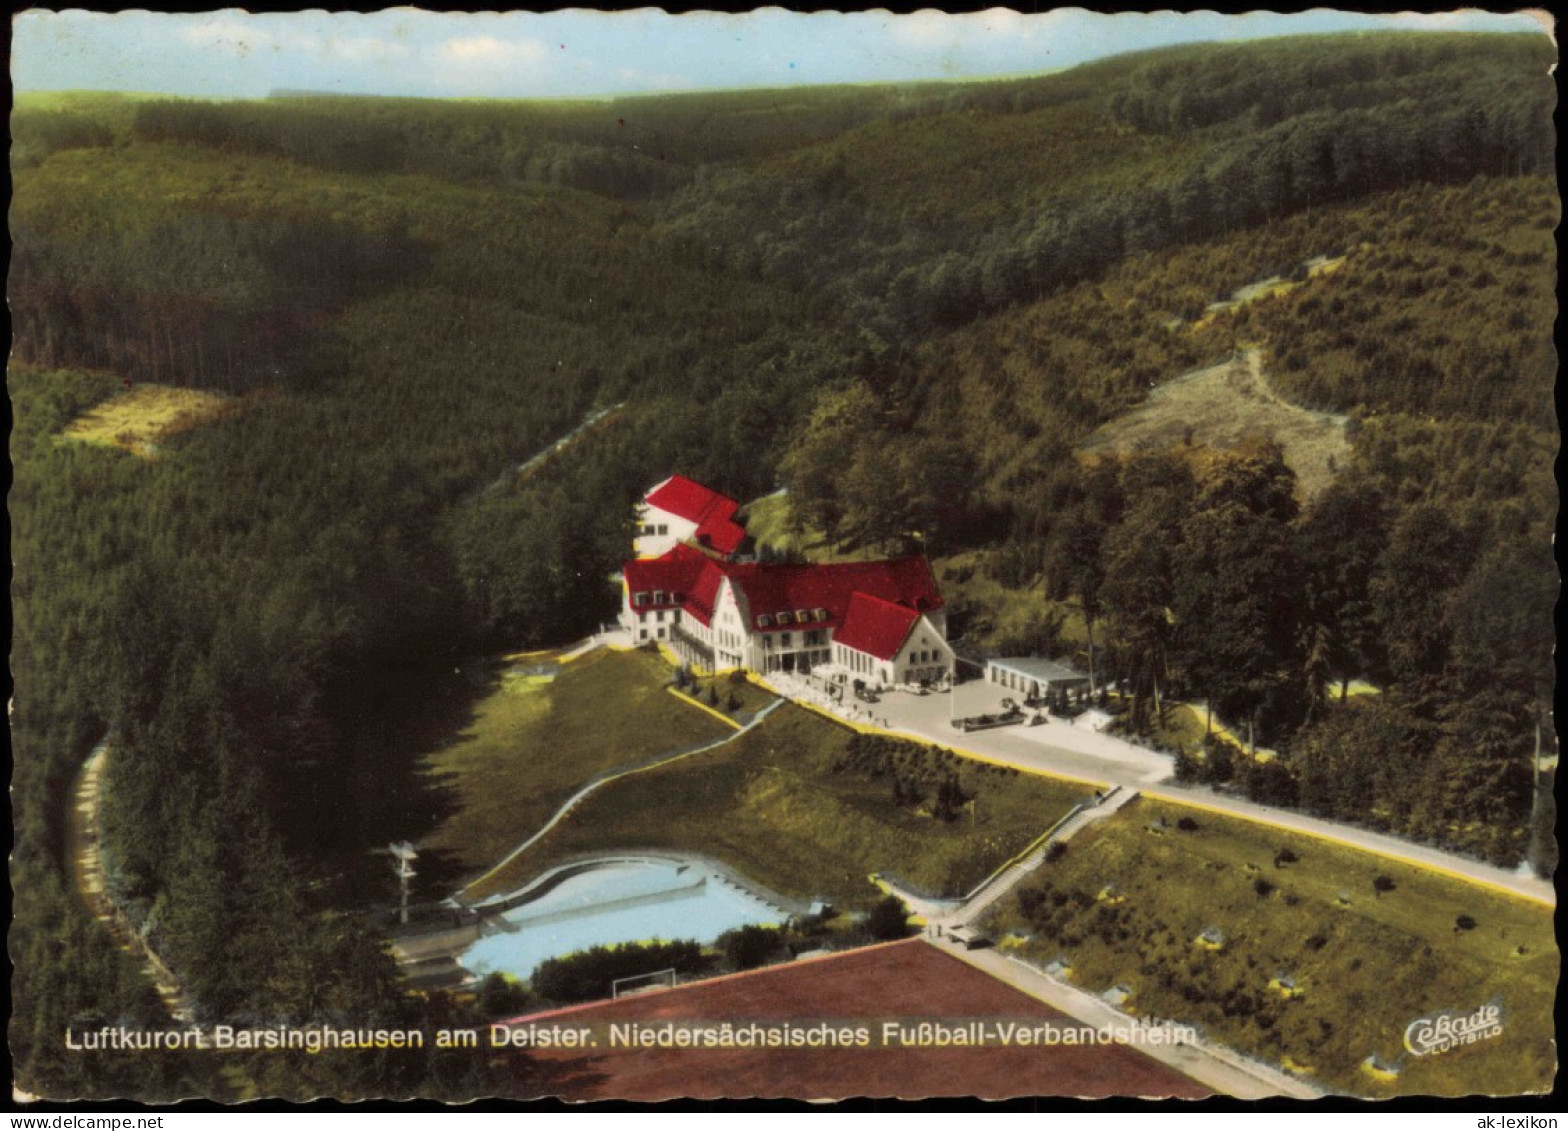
[9,31,1557,1100]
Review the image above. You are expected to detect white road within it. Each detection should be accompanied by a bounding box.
[844,679,1553,907]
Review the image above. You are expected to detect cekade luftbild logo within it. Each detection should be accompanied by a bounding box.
[1403,1000,1505,1056]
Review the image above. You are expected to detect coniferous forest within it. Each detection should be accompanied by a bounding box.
[9,31,1557,1100]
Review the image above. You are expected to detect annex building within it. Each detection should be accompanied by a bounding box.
[619,476,954,689]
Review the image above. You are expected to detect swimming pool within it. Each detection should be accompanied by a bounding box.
[461,858,787,982]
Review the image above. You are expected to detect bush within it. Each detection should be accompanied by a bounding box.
[1455,914,1477,933]
[868,895,912,941]
[531,939,707,1003]
[719,924,783,971]
[1373,875,1396,897]
[1253,877,1275,899]
[1177,816,1200,832]
[478,972,530,1018]
[1273,847,1299,868]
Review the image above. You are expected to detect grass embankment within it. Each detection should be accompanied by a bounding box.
[473,703,1090,906]
[421,648,742,877]
[986,796,1557,1097]
[61,383,238,458]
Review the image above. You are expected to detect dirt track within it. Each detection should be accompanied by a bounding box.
[505,939,1210,1101]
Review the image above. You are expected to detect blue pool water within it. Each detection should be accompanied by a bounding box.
[462,860,784,982]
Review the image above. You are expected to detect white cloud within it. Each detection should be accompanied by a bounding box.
[440,35,550,67]
[326,36,411,64]
[181,18,274,56]
[180,19,409,65]
[888,10,955,51]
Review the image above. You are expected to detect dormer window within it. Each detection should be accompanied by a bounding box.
[757,614,772,628]
[653,590,664,604]
[814,608,829,621]
[795,610,810,623]
[672,592,683,604]
[777,611,792,626]
[634,592,649,607]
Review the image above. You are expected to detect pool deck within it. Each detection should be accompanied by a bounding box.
[389,850,809,976]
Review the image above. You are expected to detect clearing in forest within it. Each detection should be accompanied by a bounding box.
[61,383,238,458]
[1080,349,1349,501]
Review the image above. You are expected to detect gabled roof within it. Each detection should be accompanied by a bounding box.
[834,592,923,662]
[684,558,728,627]
[623,544,708,609]
[724,557,942,635]
[644,475,747,556]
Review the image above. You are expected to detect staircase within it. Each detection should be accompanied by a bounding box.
[943,786,1137,928]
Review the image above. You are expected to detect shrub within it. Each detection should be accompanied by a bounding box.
[1273,847,1299,868]
[868,895,912,941]
[1455,914,1478,933]
[1373,875,1396,897]
[719,924,783,971]
[479,972,530,1018]
[1254,878,1276,899]
[1177,816,1200,832]
[532,939,707,1004]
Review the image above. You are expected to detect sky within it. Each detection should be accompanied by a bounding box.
[12,8,1552,101]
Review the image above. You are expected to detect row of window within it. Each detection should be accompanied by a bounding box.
[757,608,829,628]
[638,610,679,624]
[639,523,670,537]
[632,589,685,607]
[761,628,828,650]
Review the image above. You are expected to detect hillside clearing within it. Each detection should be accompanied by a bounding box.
[421,648,745,878]
[986,796,1557,1097]
[1080,349,1348,500]
[61,383,237,458]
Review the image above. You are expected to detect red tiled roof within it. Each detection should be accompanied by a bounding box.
[623,544,707,611]
[645,476,747,557]
[834,591,922,661]
[683,558,728,627]
[724,557,942,635]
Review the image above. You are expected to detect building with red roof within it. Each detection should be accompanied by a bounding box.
[634,475,748,560]
[619,478,953,688]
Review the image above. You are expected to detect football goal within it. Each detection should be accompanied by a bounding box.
[612,967,678,999]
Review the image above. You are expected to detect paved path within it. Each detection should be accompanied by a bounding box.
[862,681,1553,907]
[932,938,1324,1100]
[937,786,1138,927]
[763,671,1552,907]
[70,743,196,1022]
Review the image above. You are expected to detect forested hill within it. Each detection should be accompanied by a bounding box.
[9,30,1557,1100]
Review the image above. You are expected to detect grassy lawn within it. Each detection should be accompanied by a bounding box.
[986,796,1557,1098]
[61,383,237,458]
[684,670,776,718]
[473,703,1091,906]
[1141,702,1207,752]
[421,647,738,877]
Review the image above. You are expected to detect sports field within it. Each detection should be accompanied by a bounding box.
[503,939,1210,1100]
